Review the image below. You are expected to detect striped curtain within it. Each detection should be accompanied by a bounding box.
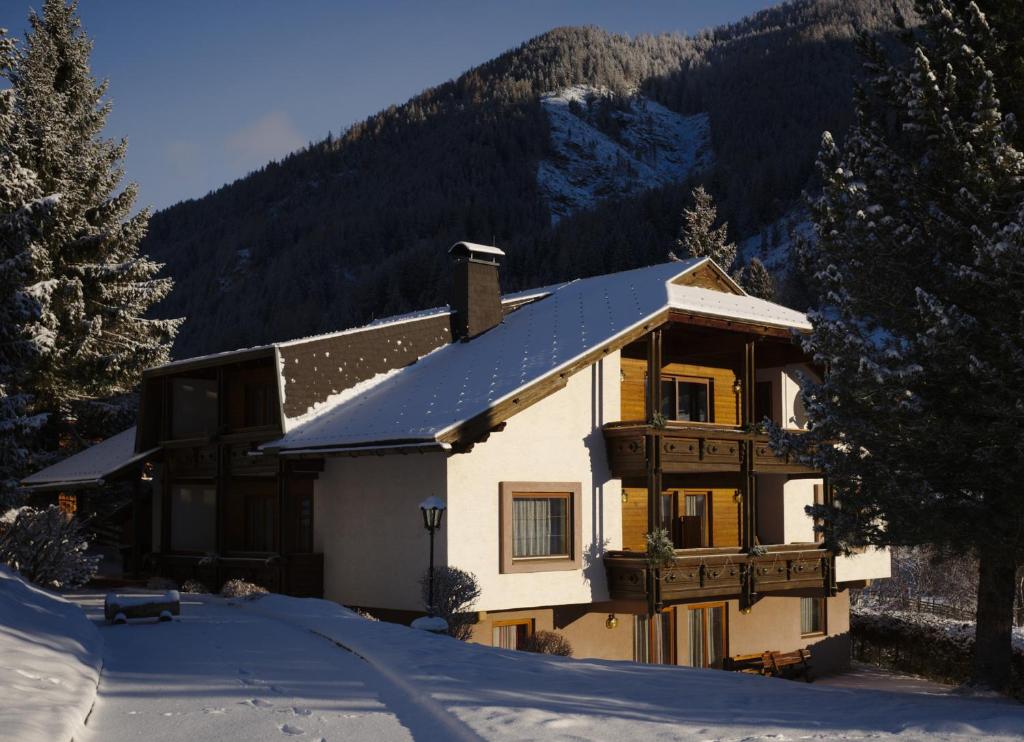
[513,498,567,557]
[801,597,822,634]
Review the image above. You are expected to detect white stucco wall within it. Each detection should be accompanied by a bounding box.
[756,474,818,545]
[445,353,621,612]
[315,451,447,610]
[757,364,819,431]
[836,547,892,584]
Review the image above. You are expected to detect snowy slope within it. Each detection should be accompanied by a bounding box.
[738,207,815,273]
[244,594,1024,742]
[0,566,101,742]
[538,85,712,222]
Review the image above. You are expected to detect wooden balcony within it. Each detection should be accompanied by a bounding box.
[603,422,816,477]
[604,545,831,604]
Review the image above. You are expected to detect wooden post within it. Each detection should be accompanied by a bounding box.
[131,477,143,578]
[644,328,664,632]
[740,338,757,610]
[215,367,227,560]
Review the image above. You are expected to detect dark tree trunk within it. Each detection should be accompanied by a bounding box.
[971,545,1018,691]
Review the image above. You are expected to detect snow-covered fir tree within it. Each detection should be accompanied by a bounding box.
[737,256,775,301]
[3,0,180,456]
[773,0,1024,692]
[0,27,53,506]
[674,185,737,271]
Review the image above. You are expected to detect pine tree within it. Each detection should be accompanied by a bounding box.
[674,185,737,271]
[774,0,1024,692]
[0,27,53,505]
[5,0,180,451]
[737,257,775,301]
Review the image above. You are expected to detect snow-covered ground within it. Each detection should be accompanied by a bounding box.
[0,566,101,742]
[538,85,712,222]
[5,573,1024,741]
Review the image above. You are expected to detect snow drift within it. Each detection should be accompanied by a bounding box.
[0,566,101,742]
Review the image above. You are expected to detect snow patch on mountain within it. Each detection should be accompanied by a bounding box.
[738,208,814,272]
[538,85,712,223]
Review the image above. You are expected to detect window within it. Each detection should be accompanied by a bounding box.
[801,597,826,636]
[634,610,674,664]
[169,484,216,553]
[513,495,569,558]
[170,377,218,439]
[687,603,727,668]
[499,482,582,573]
[681,493,708,548]
[492,619,533,650]
[243,382,277,428]
[660,376,711,423]
[244,494,275,552]
[755,381,773,424]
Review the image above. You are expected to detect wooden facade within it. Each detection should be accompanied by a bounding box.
[141,356,324,597]
[606,317,832,613]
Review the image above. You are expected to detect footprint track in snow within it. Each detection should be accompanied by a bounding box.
[279,723,304,735]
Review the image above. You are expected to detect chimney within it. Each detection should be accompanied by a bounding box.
[448,241,505,341]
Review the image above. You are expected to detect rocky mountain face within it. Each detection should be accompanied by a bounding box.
[144,0,915,358]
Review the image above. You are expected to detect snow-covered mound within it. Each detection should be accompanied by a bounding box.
[243,594,1024,741]
[0,566,101,742]
[538,85,712,222]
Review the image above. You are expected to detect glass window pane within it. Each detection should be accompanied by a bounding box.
[513,497,568,558]
[493,623,529,650]
[688,608,706,668]
[170,484,216,552]
[633,615,649,663]
[679,382,709,422]
[801,597,823,635]
[660,380,676,420]
[171,378,218,439]
[709,606,726,668]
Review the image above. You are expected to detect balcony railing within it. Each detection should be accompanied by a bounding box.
[604,544,831,603]
[603,422,815,477]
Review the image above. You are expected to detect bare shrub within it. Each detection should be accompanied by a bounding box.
[0,506,99,588]
[419,566,481,641]
[221,579,268,599]
[520,630,573,657]
[180,579,209,594]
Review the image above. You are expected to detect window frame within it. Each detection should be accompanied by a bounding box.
[800,596,827,637]
[686,601,728,668]
[491,618,534,649]
[660,374,714,424]
[633,608,676,664]
[167,480,218,555]
[499,482,582,574]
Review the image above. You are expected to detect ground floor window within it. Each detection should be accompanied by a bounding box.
[492,619,533,650]
[686,603,727,668]
[634,610,674,664]
[169,483,216,553]
[224,479,277,553]
[800,597,825,636]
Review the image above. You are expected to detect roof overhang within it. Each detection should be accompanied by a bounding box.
[19,427,157,492]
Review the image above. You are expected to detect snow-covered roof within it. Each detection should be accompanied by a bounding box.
[448,241,505,257]
[20,427,155,490]
[264,258,808,453]
[667,283,812,331]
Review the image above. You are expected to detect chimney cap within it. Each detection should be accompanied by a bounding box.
[448,241,505,263]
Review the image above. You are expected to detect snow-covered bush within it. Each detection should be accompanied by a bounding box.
[221,579,268,599]
[420,566,481,641]
[0,506,99,589]
[356,608,380,622]
[180,579,209,594]
[520,630,573,657]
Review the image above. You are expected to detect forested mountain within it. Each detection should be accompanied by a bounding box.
[145,0,915,357]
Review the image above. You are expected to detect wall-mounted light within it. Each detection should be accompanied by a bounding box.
[733,378,742,395]
[605,613,619,629]
[621,491,629,504]
[740,605,753,615]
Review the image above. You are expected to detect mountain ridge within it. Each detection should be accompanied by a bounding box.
[144,0,915,358]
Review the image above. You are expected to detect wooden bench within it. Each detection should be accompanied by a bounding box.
[724,649,812,681]
[104,590,181,624]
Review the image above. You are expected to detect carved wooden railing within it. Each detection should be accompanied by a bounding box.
[604,545,831,603]
[603,422,815,477]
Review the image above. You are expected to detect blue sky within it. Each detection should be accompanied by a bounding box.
[1,1,776,211]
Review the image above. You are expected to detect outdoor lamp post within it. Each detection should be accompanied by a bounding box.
[419,496,446,614]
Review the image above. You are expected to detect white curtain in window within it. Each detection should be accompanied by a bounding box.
[512,497,567,557]
[801,597,821,634]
